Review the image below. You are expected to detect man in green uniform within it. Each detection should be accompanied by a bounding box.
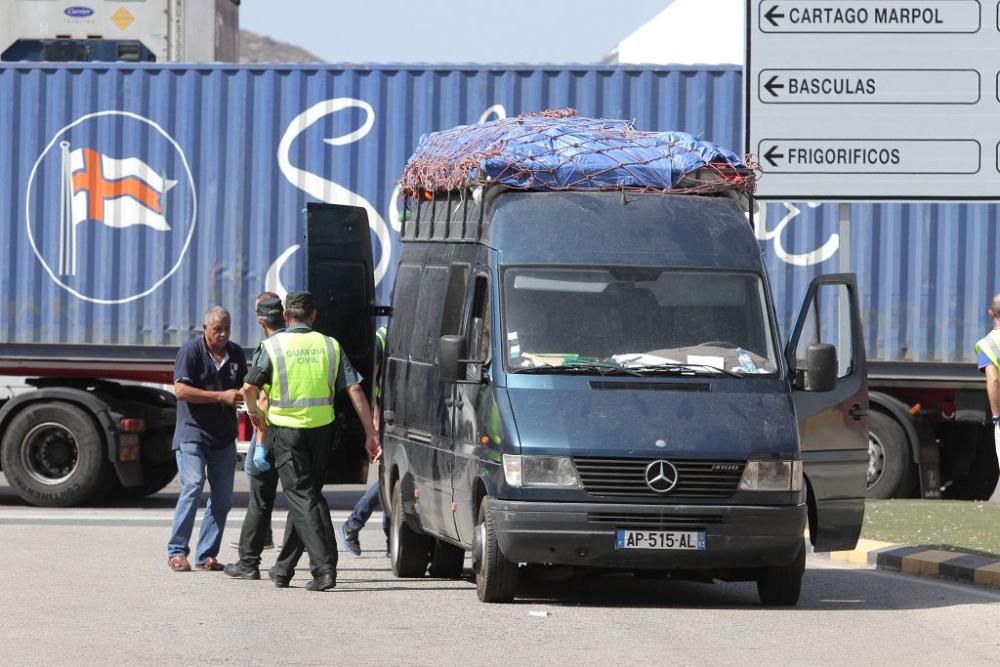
[243,291,381,591]
[224,293,284,580]
[339,325,389,557]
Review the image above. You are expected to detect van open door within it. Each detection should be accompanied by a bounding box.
[304,203,376,485]
[785,274,868,552]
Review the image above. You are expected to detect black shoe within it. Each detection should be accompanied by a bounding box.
[339,523,362,557]
[268,566,291,588]
[224,562,260,580]
[305,573,336,592]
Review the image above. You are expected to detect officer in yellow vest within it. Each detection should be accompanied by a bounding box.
[243,291,381,591]
[973,293,1000,502]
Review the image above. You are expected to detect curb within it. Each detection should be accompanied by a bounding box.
[810,538,1000,590]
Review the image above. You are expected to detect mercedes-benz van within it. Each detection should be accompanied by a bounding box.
[377,187,868,605]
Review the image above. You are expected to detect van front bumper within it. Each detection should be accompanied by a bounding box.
[489,499,806,570]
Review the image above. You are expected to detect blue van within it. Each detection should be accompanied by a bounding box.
[378,128,868,605]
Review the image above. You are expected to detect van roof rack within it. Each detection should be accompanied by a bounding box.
[398,109,758,200]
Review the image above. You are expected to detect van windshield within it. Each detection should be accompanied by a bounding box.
[502,267,779,376]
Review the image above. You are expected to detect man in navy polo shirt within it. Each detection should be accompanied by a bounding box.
[167,306,248,572]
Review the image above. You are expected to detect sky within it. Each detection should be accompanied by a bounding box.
[239,0,671,64]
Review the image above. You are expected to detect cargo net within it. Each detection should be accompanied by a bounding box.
[399,109,758,197]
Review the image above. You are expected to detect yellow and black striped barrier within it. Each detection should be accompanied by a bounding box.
[811,538,1000,588]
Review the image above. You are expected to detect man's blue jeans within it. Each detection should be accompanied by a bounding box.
[346,481,390,538]
[167,441,236,564]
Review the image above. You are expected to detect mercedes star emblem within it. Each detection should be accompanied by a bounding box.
[644,460,679,494]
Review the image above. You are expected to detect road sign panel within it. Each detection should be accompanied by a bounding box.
[758,69,980,105]
[758,1,981,33]
[756,139,980,174]
[746,0,1000,200]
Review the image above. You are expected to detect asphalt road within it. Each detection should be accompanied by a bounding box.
[2,475,1000,666]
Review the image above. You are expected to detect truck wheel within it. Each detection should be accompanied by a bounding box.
[389,479,431,578]
[472,497,518,603]
[756,540,805,606]
[866,411,912,499]
[428,539,466,578]
[0,402,108,507]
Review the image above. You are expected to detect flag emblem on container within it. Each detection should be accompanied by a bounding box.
[58,142,175,276]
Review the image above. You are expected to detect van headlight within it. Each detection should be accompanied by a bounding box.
[739,459,803,492]
[502,455,581,488]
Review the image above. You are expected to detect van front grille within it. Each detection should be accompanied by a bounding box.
[573,457,744,499]
[588,512,724,529]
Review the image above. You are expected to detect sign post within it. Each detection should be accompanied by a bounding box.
[746,0,1000,200]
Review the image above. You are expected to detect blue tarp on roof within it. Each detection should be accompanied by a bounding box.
[400,111,753,194]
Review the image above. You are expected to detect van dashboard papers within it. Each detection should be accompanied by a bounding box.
[613,353,683,368]
[686,355,725,370]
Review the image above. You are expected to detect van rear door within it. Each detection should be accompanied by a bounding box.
[786,274,869,552]
[304,202,376,485]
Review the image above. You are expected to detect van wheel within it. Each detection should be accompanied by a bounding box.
[1,402,108,507]
[472,497,518,603]
[756,540,805,606]
[428,539,466,578]
[389,479,431,578]
[866,411,912,499]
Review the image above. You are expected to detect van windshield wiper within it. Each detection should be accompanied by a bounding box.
[511,362,643,377]
[630,363,742,378]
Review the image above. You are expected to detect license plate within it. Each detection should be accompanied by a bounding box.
[615,529,706,550]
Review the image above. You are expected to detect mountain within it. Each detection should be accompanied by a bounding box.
[239,30,325,64]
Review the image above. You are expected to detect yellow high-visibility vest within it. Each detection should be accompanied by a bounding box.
[975,330,1000,373]
[263,330,341,429]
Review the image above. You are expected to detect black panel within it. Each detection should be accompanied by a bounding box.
[305,203,375,485]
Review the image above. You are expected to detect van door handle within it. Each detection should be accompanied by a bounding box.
[849,404,868,421]
[444,398,464,409]
[383,410,395,425]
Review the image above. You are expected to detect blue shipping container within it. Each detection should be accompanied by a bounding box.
[0,63,994,365]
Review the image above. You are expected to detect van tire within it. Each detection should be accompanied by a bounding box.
[1,402,108,507]
[756,540,805,606]
[473,497,518,603]
[866,411,912,499]
[428,539,466,578]
[389,479,431,578]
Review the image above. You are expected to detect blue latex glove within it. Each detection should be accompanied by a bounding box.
[253,444,271,472]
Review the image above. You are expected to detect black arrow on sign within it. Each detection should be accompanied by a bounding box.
[764,145,784,167]
[765,4,785,27]
[764,75,784,97]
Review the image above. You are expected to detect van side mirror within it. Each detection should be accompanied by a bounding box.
[805,343,837,392]
[438,335,468,383]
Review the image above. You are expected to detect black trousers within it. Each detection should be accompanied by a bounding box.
[271,423,338,579]
[237,448,277,569]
